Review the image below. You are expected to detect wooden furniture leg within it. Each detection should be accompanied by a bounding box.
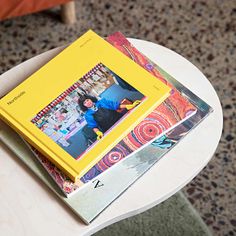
[60,1,76,24]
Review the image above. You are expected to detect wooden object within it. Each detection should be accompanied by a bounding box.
[60,1,76,24]
[0,39,223,235]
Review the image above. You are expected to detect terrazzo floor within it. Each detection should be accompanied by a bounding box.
[0,0,235,235]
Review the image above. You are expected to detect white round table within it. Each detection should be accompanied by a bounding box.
[0,39,223,236]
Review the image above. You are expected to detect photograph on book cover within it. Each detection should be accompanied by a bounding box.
[31,63,144,159]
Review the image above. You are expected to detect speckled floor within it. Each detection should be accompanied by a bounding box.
[0,0,235,235]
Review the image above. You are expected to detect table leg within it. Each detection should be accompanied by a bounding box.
[60,1,76,24]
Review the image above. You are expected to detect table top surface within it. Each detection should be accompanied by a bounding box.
[0,38,223,236]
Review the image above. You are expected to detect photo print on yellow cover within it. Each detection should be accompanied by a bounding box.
[31,63,145,160]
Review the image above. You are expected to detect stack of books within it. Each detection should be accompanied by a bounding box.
[0,30,212,224]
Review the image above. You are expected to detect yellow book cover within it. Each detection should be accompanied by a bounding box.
[0,30,170,182]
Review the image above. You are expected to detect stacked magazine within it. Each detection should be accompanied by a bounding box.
[0,30,212,224]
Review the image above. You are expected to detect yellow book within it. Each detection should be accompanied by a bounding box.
[0,30,170,182]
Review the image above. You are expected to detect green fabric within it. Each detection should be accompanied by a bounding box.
[94,192,211,236]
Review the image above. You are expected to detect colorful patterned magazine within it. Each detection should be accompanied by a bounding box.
[23,33,198,197]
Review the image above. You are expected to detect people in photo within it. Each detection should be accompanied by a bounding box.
[78,95,141,140]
